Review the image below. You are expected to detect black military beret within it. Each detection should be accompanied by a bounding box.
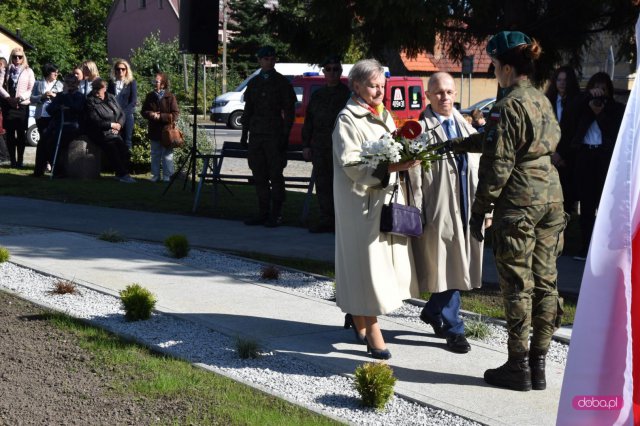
[486,31,532,57]
[257,45,276,58]
[320,55,342,68]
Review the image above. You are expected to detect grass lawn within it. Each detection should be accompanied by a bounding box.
[48,312,339,425]
[0,166,322,227]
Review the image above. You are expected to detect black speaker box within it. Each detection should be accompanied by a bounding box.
[179,0,219,56]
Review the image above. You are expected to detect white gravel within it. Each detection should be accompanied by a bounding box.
[0,237,569,425]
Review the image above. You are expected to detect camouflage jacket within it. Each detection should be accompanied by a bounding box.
[454,80,563,214]
[241,69,297,136]
[301,83,351,150]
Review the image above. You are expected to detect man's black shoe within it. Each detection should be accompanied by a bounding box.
[264,216,283,228]
[244,215,268,226]
[419,311,445,338]
[446,334,471,353]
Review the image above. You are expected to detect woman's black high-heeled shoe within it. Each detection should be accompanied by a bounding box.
[367,343,392,360]
[343,313,367,345]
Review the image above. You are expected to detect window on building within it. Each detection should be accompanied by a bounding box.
[159,0,163,8]
[123,0,127,11]
[139,0,146,8]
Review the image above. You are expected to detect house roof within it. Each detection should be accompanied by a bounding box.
[0,24,34,50]
[401,41,492,74]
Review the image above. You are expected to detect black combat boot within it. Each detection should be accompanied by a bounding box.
[484,351,532,391]
[529,349,547,390]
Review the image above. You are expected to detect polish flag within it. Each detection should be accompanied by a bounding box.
[557,17,640,425]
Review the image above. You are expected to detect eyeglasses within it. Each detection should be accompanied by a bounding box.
[12,55,23,59]
[115,67,126,72]
[324,67,342,72]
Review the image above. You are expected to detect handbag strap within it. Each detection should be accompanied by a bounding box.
[389,171,415,206]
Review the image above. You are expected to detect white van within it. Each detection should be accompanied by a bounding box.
[210,63,353,129]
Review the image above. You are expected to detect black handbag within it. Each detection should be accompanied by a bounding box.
[380,172,423,238]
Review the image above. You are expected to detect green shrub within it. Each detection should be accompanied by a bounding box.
[164,234,190,258]
[354,362,396,410]
[464,317,493,340]
[0,247,9,263]
[98,229,126,243]
[235,336,260,359]
[120,283,157,321]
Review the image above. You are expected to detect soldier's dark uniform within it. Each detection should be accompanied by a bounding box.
[301,82,350,231]
[241,62,296,226]
[453,31,567,392]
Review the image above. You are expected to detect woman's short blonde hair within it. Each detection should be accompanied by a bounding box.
[82,60,100,80]
[348,59,384,91]
[9,47,29,68]
[110,59,134,84]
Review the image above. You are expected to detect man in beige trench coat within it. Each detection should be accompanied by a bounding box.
[410,72,488,353]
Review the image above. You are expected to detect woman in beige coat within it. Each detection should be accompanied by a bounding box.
[332,59,420,360]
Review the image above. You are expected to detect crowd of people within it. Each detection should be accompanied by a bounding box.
[0,48,180,183]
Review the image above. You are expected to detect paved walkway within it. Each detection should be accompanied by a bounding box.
[0,196,582,425]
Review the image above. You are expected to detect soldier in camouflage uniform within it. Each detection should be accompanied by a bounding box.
[301,56,351,233]
[451,31,568,392]
[241,46,297,227]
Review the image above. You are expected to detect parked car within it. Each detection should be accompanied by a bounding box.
[459,97,496,119]
[26,105,39,146]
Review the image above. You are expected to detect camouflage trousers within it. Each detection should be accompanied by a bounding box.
[311,146,334,225]
[491,202,568,354]
[247,134,287,216]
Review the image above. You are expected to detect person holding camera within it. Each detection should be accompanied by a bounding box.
[566,72,624,260]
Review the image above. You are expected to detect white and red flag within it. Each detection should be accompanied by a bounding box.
[557,16,640,426]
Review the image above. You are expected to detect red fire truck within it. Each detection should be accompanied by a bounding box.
[289,75,426,146]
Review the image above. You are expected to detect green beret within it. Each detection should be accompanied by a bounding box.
[486,31,532,57]
[256,46,276,58]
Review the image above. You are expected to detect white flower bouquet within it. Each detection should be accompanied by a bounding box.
[352,121,446,172]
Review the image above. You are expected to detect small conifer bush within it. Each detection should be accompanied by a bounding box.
[98,229,126,242]
[260,265,280,280]
[235,336,261,359]
[51,280,77,295]
[354,362,396,410]
[120,283,157,321]
[0,247,9,263]
[164,234,190,258]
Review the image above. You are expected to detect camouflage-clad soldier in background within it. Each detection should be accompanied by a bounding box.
[241,46,297,227]
[451,31,567,392]
[302,56,351,233]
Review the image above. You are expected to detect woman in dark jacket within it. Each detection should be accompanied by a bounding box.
[107,59,137,150]
[84,78,135,183]
[141,72,179,182]
[545,66,581,214]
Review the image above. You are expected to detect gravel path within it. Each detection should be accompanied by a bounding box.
[0,238,568,425]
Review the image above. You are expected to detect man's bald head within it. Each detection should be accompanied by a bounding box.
[426,72,457,117]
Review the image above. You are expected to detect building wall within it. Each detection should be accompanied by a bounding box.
[107,0,179,61]
[418,75,498,110]
[0,33,22,62]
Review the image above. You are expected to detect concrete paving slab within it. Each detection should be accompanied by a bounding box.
[0,230,563,425]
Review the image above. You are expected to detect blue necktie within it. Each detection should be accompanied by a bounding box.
[443,119,469,229]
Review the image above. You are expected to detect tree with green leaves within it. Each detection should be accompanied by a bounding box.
[270,0,639,83]
[0,0,111,75]
[227,0,303,78]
